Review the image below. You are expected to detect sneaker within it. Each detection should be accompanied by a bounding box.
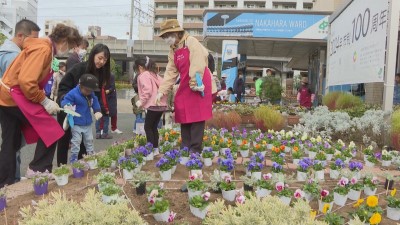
[111,129,123,134]
[96,134,102,139]
[101,134,113,139]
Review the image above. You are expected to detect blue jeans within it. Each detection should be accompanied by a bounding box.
[133,113,143,131]
[96,115,110,135]
[71,125,94,162]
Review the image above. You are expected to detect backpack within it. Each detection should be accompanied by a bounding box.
[208,53,215,73]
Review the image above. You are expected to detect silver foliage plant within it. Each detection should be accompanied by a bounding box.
[293,106,391,146]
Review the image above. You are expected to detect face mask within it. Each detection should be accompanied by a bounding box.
[164,36,176,46]
[78,49,87,60]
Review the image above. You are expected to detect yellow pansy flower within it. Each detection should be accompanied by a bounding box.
[322,203,330,214]
[391,188,397,197]
[366,196,378,208]
[353,199,364,208]
[310,210,316,220]
[369,213,381,225]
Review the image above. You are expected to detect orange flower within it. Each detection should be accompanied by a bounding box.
[369,213,381,225]
[228,139,232,144]
[203,136,208,141]
[242,140,248,145]
[255,144,260,149]
[293,146,299,152]
[280,145,285,151]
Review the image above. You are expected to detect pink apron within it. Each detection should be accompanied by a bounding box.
[10,70,64,147]
[173,45,212,124]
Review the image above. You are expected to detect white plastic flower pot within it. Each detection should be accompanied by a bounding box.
[153,209,170,222]
[213,151,219,157]
[387,206,400,221]
[297,171,307,181]
[110,161,117,170]
[382,160,391,167]
[255,187,271,198]
[285,146,291,153]
[363,155,369,162]
[364,186,377,196]
[240,150,249,158]
[159,169,172,181]
[54,174,69,186]
[304,192,314,202]
[293,158,300,165]
[251,171,262,180]
[315,170,325,180]
[147,196,162,202]
[153,148,160,156]
[87,160,97,170]
[171,165,177,174]
[236,140,242,145]
[146,152,154,161]
[102,194,118,204]
[267,144,273,150]
[279,196,291,205]
[348,189,361,201]
[222,189,236,201]
[344,157,351,164]
[190,205,208,219]
[245,168,251,176]
[203,158,212,167]
[191,169,203,176]
[259,151,267,157]
[318,200,333,213]
[326,154,333,161]
[188,189,202,199]
[220,171,231,179]
[180,156,189,165]
[220,148,229,155]
[308,151,317,159]
[330,169,340,179]
[365,161,375,168]
[123,169,134,180]
[333,192,348,206]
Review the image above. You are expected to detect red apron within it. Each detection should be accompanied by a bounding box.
[10,70,64,147]
[173,45,212,124]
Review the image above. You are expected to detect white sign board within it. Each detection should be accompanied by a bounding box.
[327,0,389,86]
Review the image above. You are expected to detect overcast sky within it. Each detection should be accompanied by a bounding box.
[37,0,152,39]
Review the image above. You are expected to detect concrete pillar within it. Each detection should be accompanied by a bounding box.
[365,83,384,105]
[296,0,303,10]
[237,0,244,8]
[265,0,273,9]
[209,0,214,8]
[177,0,184,27]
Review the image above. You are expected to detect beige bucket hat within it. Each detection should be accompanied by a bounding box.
[159,19,184,37]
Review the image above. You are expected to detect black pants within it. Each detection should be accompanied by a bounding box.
[0,106,57,188]
[144,110,163,148]
[56,111,86,166]
[180,121,205,153]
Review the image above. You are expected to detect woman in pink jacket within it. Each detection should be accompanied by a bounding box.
[134,56,167,149]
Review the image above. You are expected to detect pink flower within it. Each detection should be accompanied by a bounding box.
[168,211,176,222]
[276,182,284,191]
[224,175,232,183]
[189,173,198,181]
[159,182,164,189]
[321,190,329,197]
[307,178,314,184]
[150,190,159,198]
[202,192,211,201]
[372,177,379,184]
[149,197,155,204]
[236,195,245,204]
[294,189,304,199]
[351,177,358,185]
[263,173,272,180]
[338,177,349,186]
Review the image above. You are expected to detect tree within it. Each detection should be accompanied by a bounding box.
[110,58,123,79]
[260,76,283,104]
[0,33,7,46]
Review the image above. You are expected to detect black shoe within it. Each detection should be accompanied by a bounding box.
[180,183,188,192]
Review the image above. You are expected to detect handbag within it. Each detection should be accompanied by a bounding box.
[131,94,143,115]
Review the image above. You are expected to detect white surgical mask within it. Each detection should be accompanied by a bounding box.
[164,36,176,46]
[78,49,87,61]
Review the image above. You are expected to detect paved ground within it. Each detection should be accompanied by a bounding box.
[0,89,137,177]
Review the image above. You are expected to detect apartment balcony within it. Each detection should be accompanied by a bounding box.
[183,22,204,29]
[183,9,205,16]
[155,9,178,16]
[154,0,179,3]
[184,0,209,2]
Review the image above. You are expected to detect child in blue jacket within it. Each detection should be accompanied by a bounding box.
[61,74,103,163]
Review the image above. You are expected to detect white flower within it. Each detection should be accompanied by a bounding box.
[349,141,356,148]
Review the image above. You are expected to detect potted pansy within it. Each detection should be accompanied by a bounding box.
[255,173,273,198]
[212,144,221,157]
[348,177,364,201]
[307,142,319,159]
[293,189,305,201]
[239,144,250,158]
[180,147,190,165]
[156,156,173,181]
[71,161,86,178]
[187,173,207,199]
[96,172,116,192]
[219,175,236,201]
[252,143,265,156]
[98,155,113,171]
[53,165,70,186]
[144,142,154,161]
[118,156,139,180]
[201,148,214,167]
[185,152,204,175]
[319,189,334,213]
[203,135,212,149]
[315,151,327,166]
[159,141,173,154]
[333,177,349,206]
[163,149,180,174]
[275,182,293,205]
[297,158,313,181]
[313,160,325,180]
[363,145,374,161]
[387,189,400,221]
[83,154,98,170]
[350,195,383,224]
[348,161,363,179]
[363,176,379,196]
[271,162,283,178]
[330,158,345,179]
[189,192,210,219]
[247,160,264,180]
[219,139,229,155]
[0,187,6,212]
[366,153,379,167]
[149,199,172,222]
[100,183,121,204]
[217,151,235,179]
[323,141,335,161]
[147,183,165,203]
[291,147,303,165]
[302,178,320,202]
[381,149,392,167]
[32,171,51,196]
